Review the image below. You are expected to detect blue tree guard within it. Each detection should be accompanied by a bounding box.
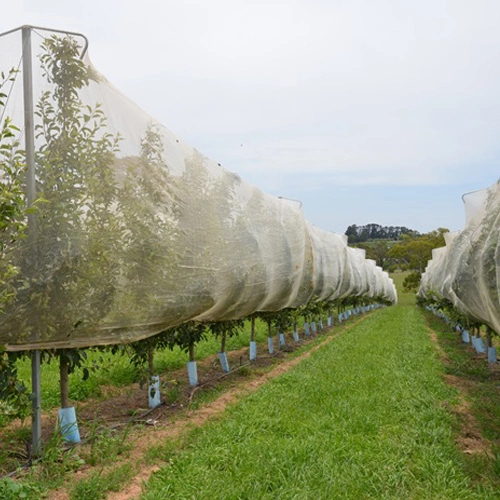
[268,337,274,354]
[462,330,470,343]
[249,340,257,360]
[148,375,161,408]
[488,347,497,364]
[58,406,80,443]
[278,332,285,348]
[475,337,487,353]
[187,361,198,386]
[218,352,230,373]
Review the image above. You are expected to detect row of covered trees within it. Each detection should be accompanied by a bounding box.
[0,30,396,446]
[418,181,500,345]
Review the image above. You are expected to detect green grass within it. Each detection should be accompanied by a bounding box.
[69,463,133,500]
[140,303,497,499]
[390,270,415,306]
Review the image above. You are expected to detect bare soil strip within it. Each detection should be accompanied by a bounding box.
[425,324,494,459]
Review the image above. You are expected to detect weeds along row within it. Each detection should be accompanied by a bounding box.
[419,296,499,364]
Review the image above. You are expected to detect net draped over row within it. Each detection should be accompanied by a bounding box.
[0,29,396,351]
[418,180,500,333]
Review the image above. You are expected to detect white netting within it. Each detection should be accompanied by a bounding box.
[418,180,500,332]
[0,28,396,350]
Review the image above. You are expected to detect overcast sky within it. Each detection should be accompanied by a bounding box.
[2,1,499,234]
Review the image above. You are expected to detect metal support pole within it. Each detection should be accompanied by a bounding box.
[22,26,42,457]
[30,351,42,454]
[22,28,36,232]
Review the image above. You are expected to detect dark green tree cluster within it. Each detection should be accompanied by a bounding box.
[352,240,391,269]
[388,228,448,273]
[345,223,417,244]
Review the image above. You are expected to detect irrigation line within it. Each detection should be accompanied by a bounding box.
[186,322,344,404]
[187,360,254,404]
[186,314,372,405]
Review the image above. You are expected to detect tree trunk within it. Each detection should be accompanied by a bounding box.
[59,350,70,409]
[189,340,195,362]
[486,327,493,349]
[250,317,255,342]
[147,344,154,377]
[220,331,227,353]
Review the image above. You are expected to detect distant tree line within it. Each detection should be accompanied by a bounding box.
[345,223,418,244]
[345,224,449,292]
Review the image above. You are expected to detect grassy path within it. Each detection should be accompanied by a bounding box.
[139,304,497,499]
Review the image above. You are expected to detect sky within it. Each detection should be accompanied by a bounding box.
[1,1,499,234]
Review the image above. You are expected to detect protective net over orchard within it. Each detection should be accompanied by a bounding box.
[0,27,397,350]
[419,180,500,333]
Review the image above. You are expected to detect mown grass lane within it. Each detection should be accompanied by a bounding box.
[141,303,497,499]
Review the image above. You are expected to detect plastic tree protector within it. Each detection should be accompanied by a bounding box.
[0,29,397,350]
[419,180,500,333]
